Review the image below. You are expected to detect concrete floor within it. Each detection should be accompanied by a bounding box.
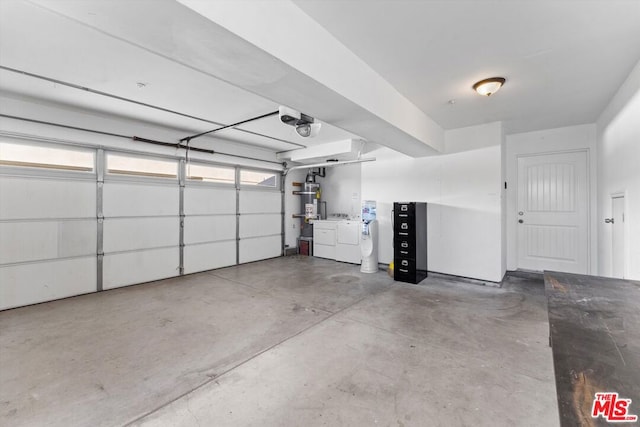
[0,256,558,426]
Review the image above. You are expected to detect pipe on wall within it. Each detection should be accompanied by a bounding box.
[283,158,375,176]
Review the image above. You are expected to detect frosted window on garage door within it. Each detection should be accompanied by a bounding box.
[187,163,235,184]
[0,141,94,172]
[106,153,177,179]
[240,170,278,188]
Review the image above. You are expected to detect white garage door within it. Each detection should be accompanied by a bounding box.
[183,162,237,274]
[238,169,282,264]
[0,139,97,309]
[0,138,284,309]
[102,153,180,290]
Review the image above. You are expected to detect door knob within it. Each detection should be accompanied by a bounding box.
[518,219,524,224]
[604,218,614,224]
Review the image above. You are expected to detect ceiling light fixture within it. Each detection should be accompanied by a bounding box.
[472,77,506,96]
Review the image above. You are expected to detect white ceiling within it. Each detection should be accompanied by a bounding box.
[294,0,640,134]
[0,0,639,160]
[0,0,359,158]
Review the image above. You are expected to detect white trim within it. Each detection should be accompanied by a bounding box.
[609,191,629,279]
[506,124,598,274]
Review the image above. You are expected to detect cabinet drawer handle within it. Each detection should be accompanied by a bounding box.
[399,268,409,273]
[399,214,408,217]
[401,242,408,248]
[400,251,408,255]
[399,232,408,236]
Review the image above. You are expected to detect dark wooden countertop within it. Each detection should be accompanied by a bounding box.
[545,271,640,426]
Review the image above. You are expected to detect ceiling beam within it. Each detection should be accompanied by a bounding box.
[177,0,444,156]
[25,0,443,157]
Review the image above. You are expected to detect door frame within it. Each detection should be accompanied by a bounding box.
[511,148,592,273]
[610,191,627,278]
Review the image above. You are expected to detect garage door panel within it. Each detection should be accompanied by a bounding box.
[103,247,179,290]
[0,220,96,265]
[239,190,281,213]
[103,217,179,253]
[239,214,280,238]
[184,187,236,215]
[184,215,236,244]
[239,236,281,264]
[0,257,96,310]
[238,188,282,263]
[0,177,95,220]
[184,241,236,274]
[103,182,178,217]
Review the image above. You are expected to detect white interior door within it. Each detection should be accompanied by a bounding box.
[517,151,588,273]
[611,196,625,278]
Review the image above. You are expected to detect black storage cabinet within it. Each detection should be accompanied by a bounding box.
[393,202,427,284]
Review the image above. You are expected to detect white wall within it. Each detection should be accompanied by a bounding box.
[362,122,504,282]
[596,60,640,280]
[321,163,362,218]
[505,124,598,273]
